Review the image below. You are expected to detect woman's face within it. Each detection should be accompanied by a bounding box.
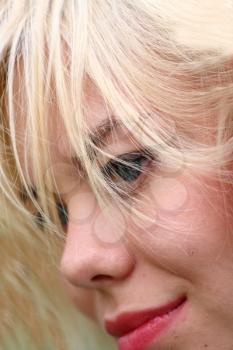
[19,85,233,350]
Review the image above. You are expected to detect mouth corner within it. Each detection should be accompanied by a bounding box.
[105,294,188,339]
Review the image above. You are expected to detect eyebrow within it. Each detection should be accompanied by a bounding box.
[71,117,125,167]
[90,117,123,146]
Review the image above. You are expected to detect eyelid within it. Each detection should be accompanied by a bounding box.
[103,148,154,169]
[101,148,156,198]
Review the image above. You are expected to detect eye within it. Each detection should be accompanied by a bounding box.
[102,149,154,195]
[34,211,44,230]
[56,201,69,230]
[21,186,68,231]
[34,201,68,231]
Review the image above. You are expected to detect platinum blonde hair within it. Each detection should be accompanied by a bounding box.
[1,0,233,349]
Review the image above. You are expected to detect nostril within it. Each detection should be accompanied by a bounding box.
[91,274,114,282]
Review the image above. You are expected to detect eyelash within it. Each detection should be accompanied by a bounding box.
[101,148,156,199]
[33,201,68,231]
[32,148,156,230]
[56,201,69,229]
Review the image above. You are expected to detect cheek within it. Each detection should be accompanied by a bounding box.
[128,174,233,276]
[149,177,189,212]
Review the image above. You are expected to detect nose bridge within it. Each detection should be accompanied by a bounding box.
[60,190,136,289]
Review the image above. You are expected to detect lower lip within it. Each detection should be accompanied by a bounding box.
[118,299,186,350]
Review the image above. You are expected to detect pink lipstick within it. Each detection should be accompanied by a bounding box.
[105,295,186,350]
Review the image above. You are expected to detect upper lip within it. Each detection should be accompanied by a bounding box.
[104,295,186,338]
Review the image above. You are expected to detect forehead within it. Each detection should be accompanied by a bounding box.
[14,68,132,187]
[15,70,107,138]
[12,67,100,178]
[51,80,112,158]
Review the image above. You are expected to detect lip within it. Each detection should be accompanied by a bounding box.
[105,295,186,350]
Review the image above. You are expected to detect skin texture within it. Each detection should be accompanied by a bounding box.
[11,2,233,349]
[17,83,233,349]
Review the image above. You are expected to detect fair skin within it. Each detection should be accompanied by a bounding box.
[17,83,233,349]
[10,1,233,349]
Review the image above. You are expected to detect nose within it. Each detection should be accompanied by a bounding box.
[60,191,136,290]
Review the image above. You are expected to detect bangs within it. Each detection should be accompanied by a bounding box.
[1,2,233,349]
[1,0,233,231]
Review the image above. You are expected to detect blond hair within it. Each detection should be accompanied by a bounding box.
[1,1,233,349]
